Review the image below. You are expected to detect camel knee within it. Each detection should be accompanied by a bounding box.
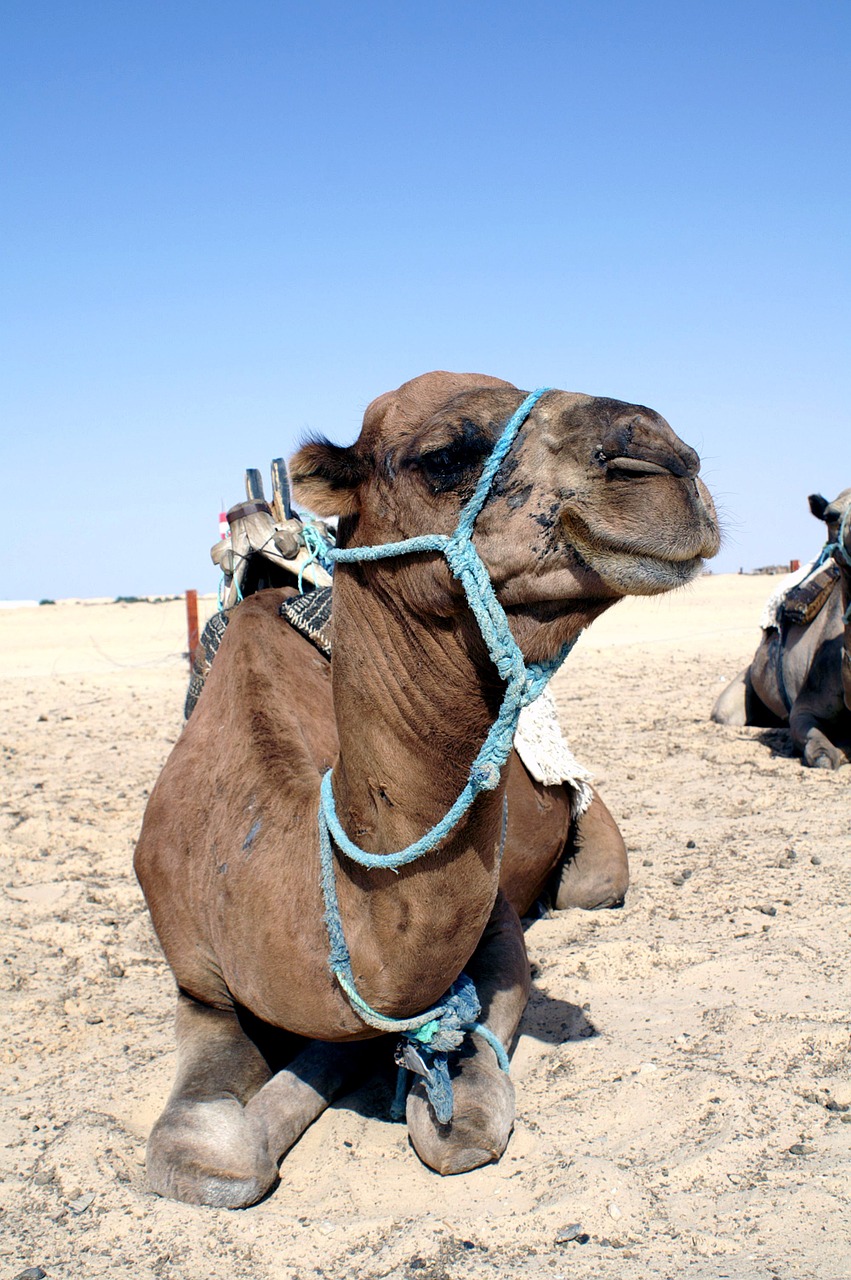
[554,789,629,910]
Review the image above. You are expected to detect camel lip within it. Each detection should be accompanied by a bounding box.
[598,552,708,595]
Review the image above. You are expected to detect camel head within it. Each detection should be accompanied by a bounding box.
[809,489,851,569]
[291,372,720,663]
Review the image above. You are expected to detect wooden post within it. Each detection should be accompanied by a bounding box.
[186,589,200,669]
[790,559,800,572]
[245,469,266,502]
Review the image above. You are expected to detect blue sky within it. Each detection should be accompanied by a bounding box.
[2,1,849,599]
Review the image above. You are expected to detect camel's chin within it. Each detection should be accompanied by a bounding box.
[591,552,706,596]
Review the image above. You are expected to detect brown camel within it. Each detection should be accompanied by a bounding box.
[134,372,719,1207]
[712,488,851,768]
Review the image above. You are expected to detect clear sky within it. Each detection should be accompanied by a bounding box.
[2,0,849,600]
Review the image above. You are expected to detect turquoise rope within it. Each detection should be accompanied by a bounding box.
[316,387,576,1121]
[298,519,336,593]
[320,784,510,1123]
[838,506,851,623]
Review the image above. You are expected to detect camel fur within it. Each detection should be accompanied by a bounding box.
[134,372,719,1206]
[712,488,851,769]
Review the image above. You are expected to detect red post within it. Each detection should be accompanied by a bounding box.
[186,589,200,669]
[790,559,800,572]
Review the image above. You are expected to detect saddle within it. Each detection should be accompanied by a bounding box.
[780,560,840,626]
[185,460,334,719]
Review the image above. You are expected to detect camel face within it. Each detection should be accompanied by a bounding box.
[811,487,851,553]
[292,372,719,662]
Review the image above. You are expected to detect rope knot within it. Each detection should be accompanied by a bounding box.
[471,761,501,791]
[392,973,487,1123]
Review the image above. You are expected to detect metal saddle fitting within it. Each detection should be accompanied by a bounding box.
[211,459,334,609]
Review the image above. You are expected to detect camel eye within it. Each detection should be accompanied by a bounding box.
[417,426,492,493]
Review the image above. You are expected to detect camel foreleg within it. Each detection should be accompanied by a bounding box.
[790,703,848,769]
[147,994,366,1207]
[789,645,849,769]
[405,891,530,1175]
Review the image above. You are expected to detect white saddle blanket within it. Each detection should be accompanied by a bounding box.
[514,689,593,818]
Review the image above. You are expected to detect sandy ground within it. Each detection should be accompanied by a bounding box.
[1,577,849,1280]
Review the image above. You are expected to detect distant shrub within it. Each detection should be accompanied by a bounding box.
[114,596,144,604]
[38,599,56,606]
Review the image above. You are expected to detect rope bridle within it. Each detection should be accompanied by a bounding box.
[315,387,579,1120]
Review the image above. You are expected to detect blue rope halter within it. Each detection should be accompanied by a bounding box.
[317,387,580,1121]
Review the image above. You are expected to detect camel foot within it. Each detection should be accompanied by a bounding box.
[405,1043,515,1175]
[804,742,846,770]
[554,788,629,910]
[147,1096,278,1208]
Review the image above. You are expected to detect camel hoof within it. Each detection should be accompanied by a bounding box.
[147,1097,278,1208]
[405,1051,515,1175]
[804,745,845,770]
[555,876,627,911]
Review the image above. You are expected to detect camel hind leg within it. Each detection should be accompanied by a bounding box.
[551,786,629,910]
[147,994,362,1207]
[712,666,752,725]
[712,664,786,728]
[405,892,528,1175]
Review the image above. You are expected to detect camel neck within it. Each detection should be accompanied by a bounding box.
[321,385,564,872]
[329,566,505,864]
[320,566,511,1017]
[839,562,851,711]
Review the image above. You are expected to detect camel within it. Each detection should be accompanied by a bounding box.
[712,488,851,769]
[134,372,719,1207]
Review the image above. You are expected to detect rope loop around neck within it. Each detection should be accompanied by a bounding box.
[319,386,580,872]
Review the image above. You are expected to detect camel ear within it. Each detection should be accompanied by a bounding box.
[289,438,369,518]
[809,493,829,521]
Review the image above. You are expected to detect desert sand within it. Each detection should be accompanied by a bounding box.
[1,576,848,1280]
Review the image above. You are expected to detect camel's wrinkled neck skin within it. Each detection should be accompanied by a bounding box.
[331,567,499,853]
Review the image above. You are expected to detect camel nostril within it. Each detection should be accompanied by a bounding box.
[599,420,700,481]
